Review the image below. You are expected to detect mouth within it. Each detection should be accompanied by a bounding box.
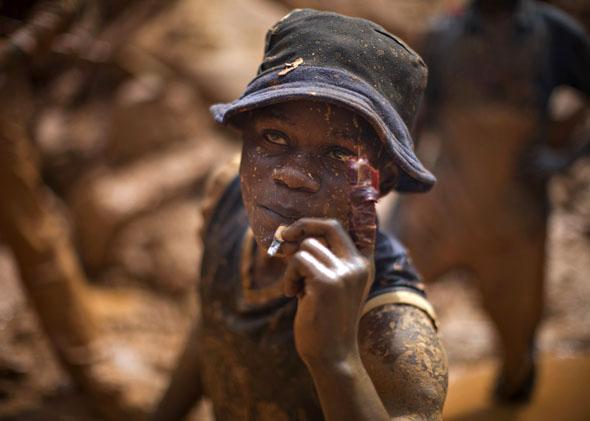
[258,204,303,222]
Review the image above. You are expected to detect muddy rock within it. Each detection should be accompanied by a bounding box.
[107,77,213,164]
[106,199,203,295]
[68,135,237,270]
[131,0,289,102]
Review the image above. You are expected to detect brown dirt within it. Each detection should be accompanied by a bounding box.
[1,161,588,420]
[1,1,589,420]
[444,355,590,420]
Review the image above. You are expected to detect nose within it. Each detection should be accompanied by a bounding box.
[272,164,320,193]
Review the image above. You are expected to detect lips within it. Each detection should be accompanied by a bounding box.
[259,203,303,221]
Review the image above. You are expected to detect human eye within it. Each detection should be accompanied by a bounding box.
[262,130,289,146]
[326,146,355,161]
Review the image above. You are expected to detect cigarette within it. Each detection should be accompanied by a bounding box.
[267,225,287,257]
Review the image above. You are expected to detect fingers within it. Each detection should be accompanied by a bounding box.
[281,218,357,258]
[279,237,329,257]
[282,239,370,297]
[299,237,341,268]
[282,250,333,297]
[280,219,371,300]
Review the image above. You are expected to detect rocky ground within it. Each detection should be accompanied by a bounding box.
[0,0,589,420]
[0,159,588,420]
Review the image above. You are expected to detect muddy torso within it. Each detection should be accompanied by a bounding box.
[197,178,320,421]
[197,177,424,421]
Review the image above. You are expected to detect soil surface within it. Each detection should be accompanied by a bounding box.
[1,1,589,420]
[1,159,588,421]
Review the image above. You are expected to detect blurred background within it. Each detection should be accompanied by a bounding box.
[0,0,588,420]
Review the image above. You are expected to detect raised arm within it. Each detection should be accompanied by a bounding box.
[279,217,447,420]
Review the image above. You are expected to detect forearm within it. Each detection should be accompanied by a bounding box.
[151,324,203,421]
[306,353,390,421]
[359,304,447,421]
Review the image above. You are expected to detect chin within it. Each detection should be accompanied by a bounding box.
[247,211,277,252]
[251,225,276,252]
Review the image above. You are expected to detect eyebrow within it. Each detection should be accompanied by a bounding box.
[332,128,360,142]
[258,108,296,125]
[255,107,364,151]
[330,126,366,153]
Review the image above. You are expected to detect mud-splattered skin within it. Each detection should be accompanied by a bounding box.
[232,100,447,420]
[154,100,448,420]
[359,304,448,420]
[237,100,386,251]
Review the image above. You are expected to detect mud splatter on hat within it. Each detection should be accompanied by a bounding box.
[211,9,435,193]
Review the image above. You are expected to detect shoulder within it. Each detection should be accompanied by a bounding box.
[369,229,436,326]
[535,1,589,40]
[371,230,426,298]
[198,154,241,240]
[198,156,249,280]
[358,303,447,419]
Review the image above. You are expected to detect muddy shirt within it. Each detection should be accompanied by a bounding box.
[197,176,427,421]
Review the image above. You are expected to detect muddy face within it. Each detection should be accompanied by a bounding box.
[236,100,384,251]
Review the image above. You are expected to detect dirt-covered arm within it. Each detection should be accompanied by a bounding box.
[280,158,446,420]
[151,323,204,421]
[282,232,447,421]
[359,304,448,420]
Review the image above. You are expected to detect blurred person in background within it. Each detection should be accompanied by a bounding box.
[387,0,589,404]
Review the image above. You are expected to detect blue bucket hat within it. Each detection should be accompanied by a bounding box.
[210,9,436,193]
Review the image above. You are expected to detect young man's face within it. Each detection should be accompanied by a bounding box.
[237,100,383,251]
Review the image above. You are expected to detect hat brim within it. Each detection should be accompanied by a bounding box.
[210,67,435,193]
